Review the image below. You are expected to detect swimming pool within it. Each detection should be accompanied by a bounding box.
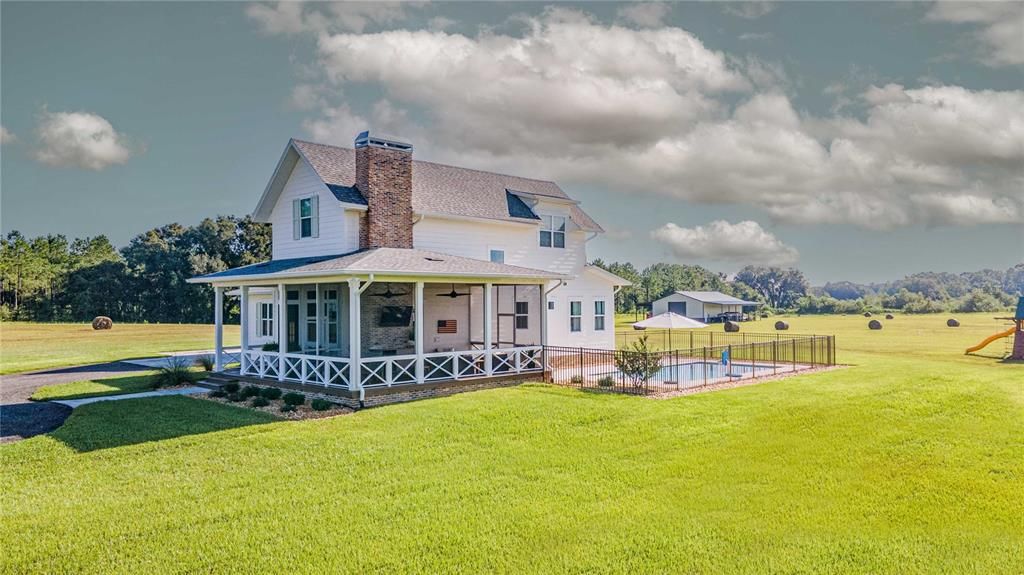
[599,360,780,387]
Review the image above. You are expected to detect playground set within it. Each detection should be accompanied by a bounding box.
[965,296,1024,360]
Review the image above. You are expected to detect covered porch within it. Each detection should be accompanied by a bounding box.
[199,249,560,401]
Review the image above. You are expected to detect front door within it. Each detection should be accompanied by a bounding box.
[287,304,299,352]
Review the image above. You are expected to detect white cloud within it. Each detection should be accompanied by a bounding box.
[247,1,423,35]
[427,16,457,32]
[926,2,1024,66]
[0,126,15,144]
[271,7,1023,231]
[33,110,135,170]
[651,220,799,266]
[616,2,671,28]
[723,2,776,20]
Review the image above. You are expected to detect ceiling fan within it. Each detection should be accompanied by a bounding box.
[368,286,409,299]
[437,283,471,298]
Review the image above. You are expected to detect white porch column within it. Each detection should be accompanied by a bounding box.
[213,286,224,372]
[315,283,321,355]
[539,283,548,347]
[277,283,286,381]
[240,286,249,373]
[414,281,424,383]
[348,278,361,393]
[484,282,493,376]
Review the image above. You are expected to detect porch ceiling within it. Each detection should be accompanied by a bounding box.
[189,247,564,285]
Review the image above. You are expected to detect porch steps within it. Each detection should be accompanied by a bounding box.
[195,373,239,390]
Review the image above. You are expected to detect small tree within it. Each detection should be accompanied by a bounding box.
[614,335,662,390]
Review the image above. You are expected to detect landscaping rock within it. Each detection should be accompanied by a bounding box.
[724,321,740,332]
[774,321,789,331]
[885,314,894,320]
[91,316,113,330]
[868,320,882,330]
[947,318,960,328]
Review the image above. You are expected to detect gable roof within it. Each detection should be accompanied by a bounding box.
[189,247,564,283]
[255,139,602,232]
[668,291,761,305]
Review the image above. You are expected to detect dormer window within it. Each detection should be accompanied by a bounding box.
[539,215,566,248]
[293,196,319,239]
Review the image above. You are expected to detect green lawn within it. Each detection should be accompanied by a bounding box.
[1,314,1021,573]
[28,368,206,402]
[0,322,239,374]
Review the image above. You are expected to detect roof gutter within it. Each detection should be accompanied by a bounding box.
[188,268,566,284]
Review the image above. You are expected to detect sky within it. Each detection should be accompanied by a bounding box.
[1,1,1022,285]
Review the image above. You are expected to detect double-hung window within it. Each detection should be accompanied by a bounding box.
[489,249,505,264]
[539,215,566,248]
[569,300,582,332]
[259,302,274,337]
[515,301,529,329]
[594,300,606,331]
[293,196,319,239]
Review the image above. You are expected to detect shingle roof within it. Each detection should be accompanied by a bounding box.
[292,139,602,232]
[190,248,564,283]
[326,184,367,205]
[672,291,761,305]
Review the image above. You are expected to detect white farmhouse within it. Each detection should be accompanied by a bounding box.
[190,131,630,406]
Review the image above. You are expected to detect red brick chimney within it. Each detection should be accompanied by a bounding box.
[355,131,414,249]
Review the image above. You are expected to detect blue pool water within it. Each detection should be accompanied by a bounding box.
[601,360,779,386]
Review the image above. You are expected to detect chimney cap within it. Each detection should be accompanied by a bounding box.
[354,130,413,152]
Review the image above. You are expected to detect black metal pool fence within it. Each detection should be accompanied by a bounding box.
[544,333,835,395]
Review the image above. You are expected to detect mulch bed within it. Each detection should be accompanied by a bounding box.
[198,392,354,420]
[648,365,847,400]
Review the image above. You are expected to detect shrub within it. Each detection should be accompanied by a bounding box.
[251,396,270,407]
[259,387,282,400]
[196,355,215,371]
[570,375,584,384]
[310,398,332,411]
[240,385,261,398]
[208,389,226,398]
[282,392,306,406]
[614,335,662,389]
[280,404,296,413]
[227,392,243,402]
[597,376,615,388]
[154,356,195,388]
[222,381,240,393]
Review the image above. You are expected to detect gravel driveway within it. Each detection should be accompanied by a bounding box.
[1,362,150,443]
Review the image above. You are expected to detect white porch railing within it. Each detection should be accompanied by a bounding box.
[238,346,544,390]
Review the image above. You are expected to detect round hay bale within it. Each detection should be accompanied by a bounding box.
[91,316,113,330]
[885,314,894,320]
[724,321,740,332]
[946,318,960,328]
[863,312,872,317]
[868,319,882,330]
[774,320,789,331]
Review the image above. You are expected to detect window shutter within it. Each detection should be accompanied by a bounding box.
[292,199,300,240]
[311,195,319,238]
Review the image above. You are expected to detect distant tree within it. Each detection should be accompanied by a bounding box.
[1004,263,1024,295]
[734,266,809,309]
[957,289,1004,313]
[823,280,870,300]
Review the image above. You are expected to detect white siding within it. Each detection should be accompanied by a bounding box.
[270,158,360,260]
[414,216,585,276]
[546,267,616,349]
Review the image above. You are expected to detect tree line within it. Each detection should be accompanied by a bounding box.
[592,260,1023,316]
[2,215,1020,324]
[0,216,270,323]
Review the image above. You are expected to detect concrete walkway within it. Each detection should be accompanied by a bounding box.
[52,386,210,408]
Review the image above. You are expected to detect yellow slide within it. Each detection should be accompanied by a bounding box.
[965,327,1015,354]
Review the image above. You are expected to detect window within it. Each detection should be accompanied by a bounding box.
[259,302,274,337]
[569,300,582,332]
[293,196,318,239]
[539,215,566,248]
[324,290,338,346]
[515,301,529,329]
[489,249,505,264]
[548,301,555,310]
[305,298,317,343]
[594,300,606,331]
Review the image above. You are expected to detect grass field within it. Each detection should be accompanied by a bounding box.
[0,322,239,375]
[1,314,1021,573]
